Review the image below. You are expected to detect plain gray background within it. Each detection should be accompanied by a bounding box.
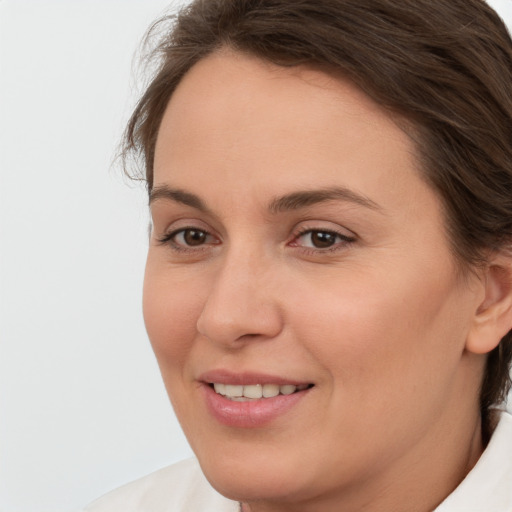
[1,1,511,511]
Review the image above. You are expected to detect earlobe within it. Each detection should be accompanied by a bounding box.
[466,256,512,355]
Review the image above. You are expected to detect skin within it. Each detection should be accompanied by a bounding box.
[143,50,502,512]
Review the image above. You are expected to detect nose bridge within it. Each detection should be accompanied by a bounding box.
[196,242,282,345]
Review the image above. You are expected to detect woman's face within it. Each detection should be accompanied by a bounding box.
[145,51,484,507]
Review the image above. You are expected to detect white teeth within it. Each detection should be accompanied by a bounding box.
[280,384,296,395]
[213,383,309,399]
[224,384,243,397]
[243,384,263,399]
[213,383,226,395]
[262,384,280,398]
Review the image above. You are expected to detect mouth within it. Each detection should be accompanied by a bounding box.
[209,382,314,401]
[199,370,315,427]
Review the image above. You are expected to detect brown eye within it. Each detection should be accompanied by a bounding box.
[292,228,355,252]
[310,231,337,248]
[158,227,218,250]
[182,229,207,246]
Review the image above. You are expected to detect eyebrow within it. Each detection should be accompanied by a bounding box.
[149,185,210,212]
[268,186,382,213]
[149,184,381,214]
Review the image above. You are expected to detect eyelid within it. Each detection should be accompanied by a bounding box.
[154,218,356,255]
[158,226,219,246]
[292,228,354,244]
[288,223,357,253]
[154,217,214,239]
[154,216,221,253]
[291,219,356,239]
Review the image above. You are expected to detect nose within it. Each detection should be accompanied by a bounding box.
[196,251,283,346]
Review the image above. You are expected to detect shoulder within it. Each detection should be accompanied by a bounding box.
[82,458,238,512]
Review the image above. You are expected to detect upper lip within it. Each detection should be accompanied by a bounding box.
[199,369,313,387]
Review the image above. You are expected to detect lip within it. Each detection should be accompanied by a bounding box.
[199,369,312,387]
[199,370,313,428]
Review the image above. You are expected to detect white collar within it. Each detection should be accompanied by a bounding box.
[434,409,512,512]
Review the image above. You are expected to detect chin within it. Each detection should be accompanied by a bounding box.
[194,439,343,507]
[194,445,311,502]
[204,467,304,504]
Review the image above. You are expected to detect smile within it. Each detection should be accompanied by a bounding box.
[200,373,314,427]
[211,383,312,401]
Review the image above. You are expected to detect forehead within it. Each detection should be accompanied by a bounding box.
[153,50,431,217]
[156,50,406,154]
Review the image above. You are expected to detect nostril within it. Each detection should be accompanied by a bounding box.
[236,333,261,341]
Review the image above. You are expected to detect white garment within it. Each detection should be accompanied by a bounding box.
[83,411,512,512]
[83,458,238,512]
[433,410,512,512]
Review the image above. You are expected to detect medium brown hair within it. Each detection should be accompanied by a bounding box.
[123,0,512,436]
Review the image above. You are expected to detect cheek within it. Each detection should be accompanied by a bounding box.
[142,259,204,372]
[289,264,469,406]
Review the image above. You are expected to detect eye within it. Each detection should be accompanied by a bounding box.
[302,231,338,248]
[291,228,355,251]
[158,227,219,250]
[175,228,209,247]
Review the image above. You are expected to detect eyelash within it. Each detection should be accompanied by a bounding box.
[156,226,218,253]
[291,227,356,253]
[157,225,356,256]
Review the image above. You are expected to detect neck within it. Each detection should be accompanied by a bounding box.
[240,413,483,512]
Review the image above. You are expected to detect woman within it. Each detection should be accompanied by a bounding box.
[84,0,512,510]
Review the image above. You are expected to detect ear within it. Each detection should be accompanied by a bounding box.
[466,253,512,355]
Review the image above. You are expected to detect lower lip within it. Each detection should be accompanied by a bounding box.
[202,384,310,428]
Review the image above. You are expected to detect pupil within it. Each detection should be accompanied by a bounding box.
[184,230,206,246]
[311,231,335,248]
